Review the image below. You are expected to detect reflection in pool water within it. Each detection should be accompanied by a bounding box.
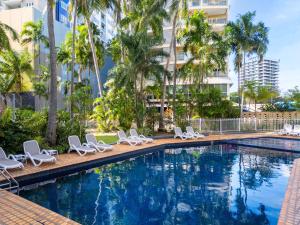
[20,145,299,225]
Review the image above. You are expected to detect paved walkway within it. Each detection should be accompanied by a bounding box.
[278,158,300,225]
[0,189,79,225]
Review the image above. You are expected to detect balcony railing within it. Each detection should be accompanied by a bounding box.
[208,18,227,25]
[202,0,228,6]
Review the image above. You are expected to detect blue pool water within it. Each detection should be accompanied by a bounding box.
[20,144,299,225]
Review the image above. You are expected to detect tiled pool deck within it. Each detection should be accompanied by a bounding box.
[0,189,79,224]
[0,132,299,225]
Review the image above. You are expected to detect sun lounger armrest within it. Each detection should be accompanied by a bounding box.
[7,154,18,161]
[87,142,97,148]
[139,135,146,138]
[128,136,137,140]
[41,149,51,155]
[97,140,106,144]
[82,143,89,147]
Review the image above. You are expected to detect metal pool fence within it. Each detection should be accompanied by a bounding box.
[189,118,300,134]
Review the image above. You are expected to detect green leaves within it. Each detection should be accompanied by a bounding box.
[0,50,33,95]
[0,22,18,51]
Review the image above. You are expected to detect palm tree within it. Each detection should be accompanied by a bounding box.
[120,0,169,37]
[46,0,58,145]
[243,81,276,114]
[20,20,49,77]
[76,0,116,97]
[0,22,18,51]
[180,11,228,88]
[159,0,188,129]
[109,31,168,128]
[226,11,269,115]
[69,0,78,119]
[0,50,33,108]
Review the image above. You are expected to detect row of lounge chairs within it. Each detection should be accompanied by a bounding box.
[0,127,203,171]
[117,129,154,145]
[0,129,152,170]
[174,126,205,139]
[279,124,300,136]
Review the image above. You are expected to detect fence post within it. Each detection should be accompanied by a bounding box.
[220,119,222,134]
[255,118,257,131]
[238,118,241,132]
[199,118,202,131]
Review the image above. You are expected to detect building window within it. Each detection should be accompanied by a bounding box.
[60,1,68,11]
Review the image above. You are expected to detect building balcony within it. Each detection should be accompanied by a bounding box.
[189,0,228,15]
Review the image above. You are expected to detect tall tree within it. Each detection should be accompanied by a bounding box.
[158,0,188,128]
[0,50,33,108]
[0,22,18,51]
[109,31,168,128]
[77,0,116,96]
[226,11,269,115]
[46,0,58,145]
[20,20,49,77]
[69,0,78,119]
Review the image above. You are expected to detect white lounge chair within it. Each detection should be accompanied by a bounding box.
[278,124,293,135]
[85,134,113,152]
[291,125,300,136]
[0,147,24,170]
[68,135,97,156]
[174,127,194,140]
[117,130,143,146]
[129,129,154,143]
[186,126,205,139]
[23,140,56,167]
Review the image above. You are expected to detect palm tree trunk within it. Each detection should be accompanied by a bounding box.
[240,52,246,116]
[70,0,77,119]
[159,11,178,130]
[172,33,177,124]
[85,16,103,96]
[46,0,58,145]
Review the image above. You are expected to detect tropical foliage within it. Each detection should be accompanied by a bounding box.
[0,0,276,150]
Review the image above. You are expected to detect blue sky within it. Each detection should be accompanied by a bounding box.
[229,0,300,94]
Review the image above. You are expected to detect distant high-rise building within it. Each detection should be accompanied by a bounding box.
[241,57,280,91]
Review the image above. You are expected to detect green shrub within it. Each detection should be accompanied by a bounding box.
[0,108,85,154]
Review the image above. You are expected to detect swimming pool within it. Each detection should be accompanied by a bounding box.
[20,144,298,225]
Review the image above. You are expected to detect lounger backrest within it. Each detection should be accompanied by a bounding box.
[174,127,183,135]
[23,140,40,156]
[86,134,97,144]
[118,130,127,139]
[186,126,194,134]
[294,125,300,131]
[0,147,7,160]
[284,124,292,131]
[68,135,81,147]
[129,129,139,137]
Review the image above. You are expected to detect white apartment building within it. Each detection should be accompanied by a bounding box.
[0,0,117,107]
[91,7,116,44]
[241,57,280,91]
[156,0,232,102]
